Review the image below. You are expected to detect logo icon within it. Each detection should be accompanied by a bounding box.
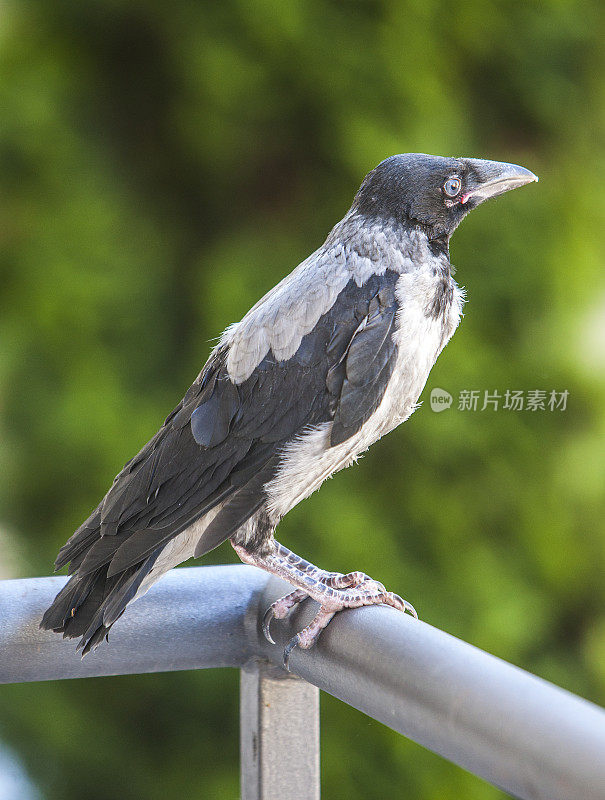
[430,388,452,413]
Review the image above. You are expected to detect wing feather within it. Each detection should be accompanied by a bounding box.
[330,284,398,446]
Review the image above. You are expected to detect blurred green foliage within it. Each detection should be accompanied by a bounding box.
[0,1,604,798]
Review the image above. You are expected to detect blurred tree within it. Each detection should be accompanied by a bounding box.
[0,1,603,798]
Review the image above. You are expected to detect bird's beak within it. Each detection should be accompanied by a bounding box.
[458,158,538,205]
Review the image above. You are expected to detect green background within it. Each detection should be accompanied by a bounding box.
[1,1,604,798]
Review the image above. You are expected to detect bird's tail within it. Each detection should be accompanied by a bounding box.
[40,566,113,655]
[40,509,160,655]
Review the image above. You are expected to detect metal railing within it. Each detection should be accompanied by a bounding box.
[1,565,604,800]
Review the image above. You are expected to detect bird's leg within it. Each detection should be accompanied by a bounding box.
[232,540,417,669]
[234,543,360,641]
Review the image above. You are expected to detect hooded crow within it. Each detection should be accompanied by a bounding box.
[41,153,538,666]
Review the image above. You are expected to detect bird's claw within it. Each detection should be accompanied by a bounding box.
[402,597,418,618]
[283,635,300,671]
[262,588,309,644]
[262,605,276,644]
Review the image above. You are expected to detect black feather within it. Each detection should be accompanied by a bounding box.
[102,551,160,627]
[191,376,239,447]
[54,510,102,571]
[331,283,398,446]
[194,457,280,558]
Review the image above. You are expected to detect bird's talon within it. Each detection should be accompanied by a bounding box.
[283,635,300,671]
[262,606,276,644]
[405,601,418,619]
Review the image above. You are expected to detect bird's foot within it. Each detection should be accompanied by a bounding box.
[261,570,372,644]
[266,574,418,670]
[232,540,417,670]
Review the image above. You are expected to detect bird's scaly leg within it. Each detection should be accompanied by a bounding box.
[232,540,417,670]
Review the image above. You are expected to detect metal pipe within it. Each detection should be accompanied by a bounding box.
[256,576,605,800]
[0,566,266,682]
[1,566,604,800]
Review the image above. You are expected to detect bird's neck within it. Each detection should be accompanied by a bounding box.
[330,210,452,279]
[424,230,451,260]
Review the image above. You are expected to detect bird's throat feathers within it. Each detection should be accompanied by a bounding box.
[329,208,451,274]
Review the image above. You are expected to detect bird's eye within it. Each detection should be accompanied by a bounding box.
[443,177,462,197]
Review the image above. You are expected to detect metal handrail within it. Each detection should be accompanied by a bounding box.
[1,565,604,800]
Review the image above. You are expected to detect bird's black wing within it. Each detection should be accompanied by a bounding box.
[193,273,399,555]
[43,269,400,647]
[329,283,398,446]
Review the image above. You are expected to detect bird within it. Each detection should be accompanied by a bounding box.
[41,153,538,668]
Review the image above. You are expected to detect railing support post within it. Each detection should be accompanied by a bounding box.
[240,659,320,800]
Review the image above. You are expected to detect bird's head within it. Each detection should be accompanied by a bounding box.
[353,153,538,244]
